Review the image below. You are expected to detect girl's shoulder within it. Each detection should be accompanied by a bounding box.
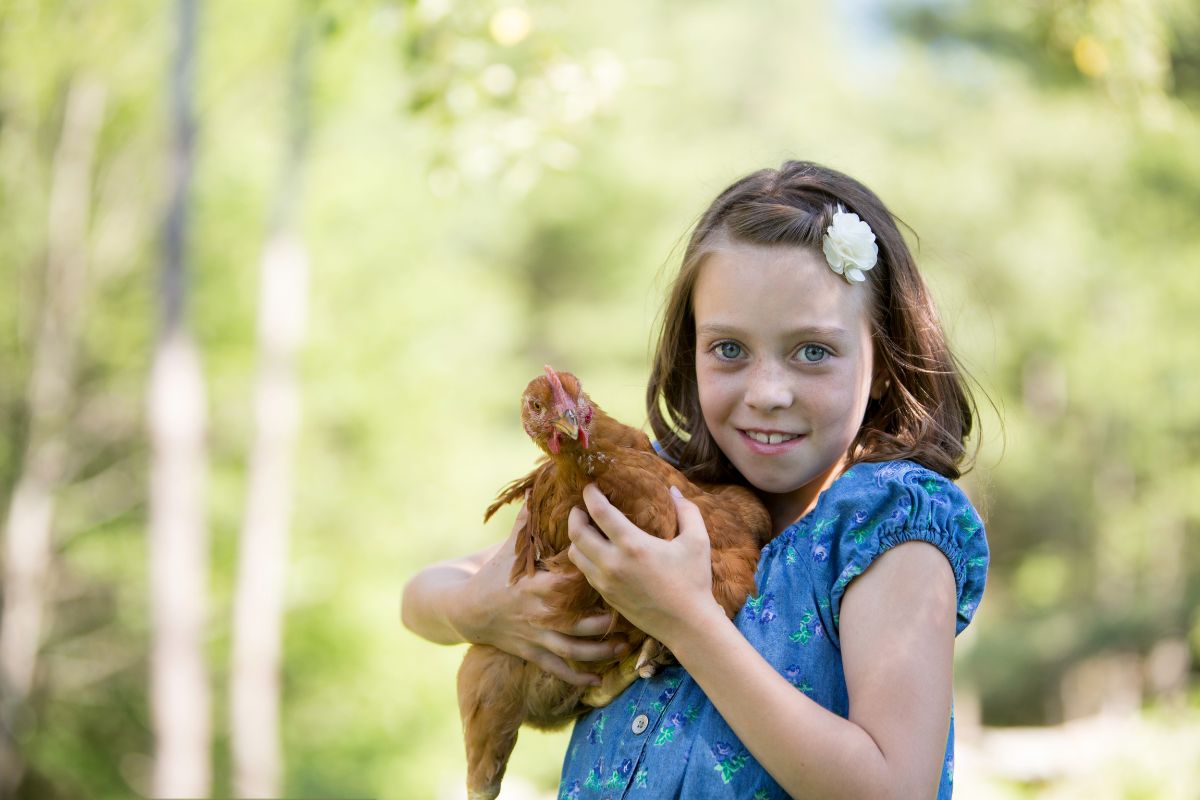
[776,459,988,638]
[813,459,981,534]
[830,458,964,497]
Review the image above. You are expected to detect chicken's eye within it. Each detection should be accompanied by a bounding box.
[530,399,543,413]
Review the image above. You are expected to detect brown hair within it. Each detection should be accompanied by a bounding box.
[647,160,976,482]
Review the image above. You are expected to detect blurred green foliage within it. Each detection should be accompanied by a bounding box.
[1,0,1197,797]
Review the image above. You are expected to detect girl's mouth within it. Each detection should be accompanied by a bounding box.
[739,429,805,452]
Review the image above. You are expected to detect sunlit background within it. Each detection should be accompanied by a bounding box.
[1,0,1198,798]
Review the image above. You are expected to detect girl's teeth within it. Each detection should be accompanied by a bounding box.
[747,431,798,445]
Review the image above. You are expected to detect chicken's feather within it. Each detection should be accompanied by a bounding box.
[458,369,770,800]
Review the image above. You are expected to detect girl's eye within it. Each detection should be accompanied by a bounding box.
[715,341,743,360]
[799,344,829,363]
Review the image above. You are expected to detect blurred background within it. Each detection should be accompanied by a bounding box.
[1,0,1198,798]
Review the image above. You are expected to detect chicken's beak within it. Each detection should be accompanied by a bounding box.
[552,408,580,440]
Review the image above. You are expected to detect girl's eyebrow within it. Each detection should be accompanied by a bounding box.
[696,323,850,340]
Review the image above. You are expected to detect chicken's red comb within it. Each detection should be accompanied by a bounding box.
[544,365,573,409]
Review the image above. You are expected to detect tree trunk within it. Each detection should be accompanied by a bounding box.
[149,0,211,795]
[0,76,106,798]
[229,12,313,797]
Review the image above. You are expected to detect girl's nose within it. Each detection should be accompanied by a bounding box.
[744,362,794,412]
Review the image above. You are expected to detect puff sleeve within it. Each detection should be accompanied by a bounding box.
[811,461,988,647]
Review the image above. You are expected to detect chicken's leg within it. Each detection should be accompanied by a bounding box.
[457,645,527,800]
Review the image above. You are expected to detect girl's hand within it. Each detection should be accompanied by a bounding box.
[567,484,724,647]
[459,500,628,687]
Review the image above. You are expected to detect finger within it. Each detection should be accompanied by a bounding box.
[569,613,618,637]
[567,541,600,584]
[522,568,564,598]
[541,630,629,663]
[526,649,601,687]
[567,505,611,563]
[670,485,709,542]
[581,483,645,546]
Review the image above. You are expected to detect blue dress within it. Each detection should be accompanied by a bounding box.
[556,460,989,799]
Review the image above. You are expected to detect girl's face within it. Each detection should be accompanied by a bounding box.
[693,240,877,528]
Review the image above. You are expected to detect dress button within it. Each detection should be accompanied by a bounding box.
[631,713,649,734]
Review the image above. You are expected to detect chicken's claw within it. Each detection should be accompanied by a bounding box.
[635,638,674,679]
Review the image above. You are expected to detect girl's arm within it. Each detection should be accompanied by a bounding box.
[400,503,628,686]
[567,484,956,800]
[399,539,504,645]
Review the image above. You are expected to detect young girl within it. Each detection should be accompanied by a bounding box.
[402,161,988,799]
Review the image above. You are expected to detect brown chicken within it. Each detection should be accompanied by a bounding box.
[457,366,771,800]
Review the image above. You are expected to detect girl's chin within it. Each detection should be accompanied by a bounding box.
[733,466,814,497]
[733,458,844,500]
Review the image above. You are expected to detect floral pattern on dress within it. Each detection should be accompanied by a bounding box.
[710,741,751,784]
[653,710,687,746]
[558,460,989,800]
[808,515,840,562]
[743,591,777,625]
[782,664,815,695]
[788,609,824,645]
[649,675,681,713]
[586,711,605,745]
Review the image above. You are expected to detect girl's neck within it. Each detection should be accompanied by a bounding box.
[761,492,819,536]
[760,456,848,534]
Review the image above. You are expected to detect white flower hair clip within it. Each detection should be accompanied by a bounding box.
[822,206,878,284]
